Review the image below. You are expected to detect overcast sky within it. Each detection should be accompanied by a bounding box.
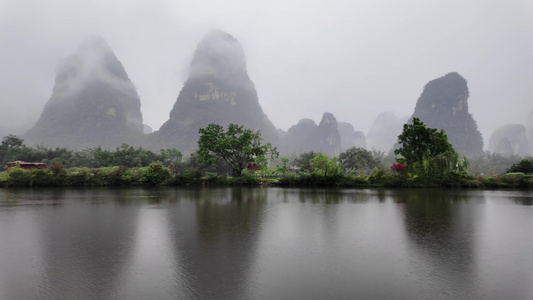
[1,0,532,146]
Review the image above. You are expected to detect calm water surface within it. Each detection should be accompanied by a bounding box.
[0,187,532,299]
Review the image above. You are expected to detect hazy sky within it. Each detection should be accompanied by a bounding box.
[1,0,532,146]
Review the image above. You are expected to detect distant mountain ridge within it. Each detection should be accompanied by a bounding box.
[24,32,502,160]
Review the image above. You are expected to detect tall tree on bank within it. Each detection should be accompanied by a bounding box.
[395,118,467,180]
[197,123,278,177]
[395,118,454,166]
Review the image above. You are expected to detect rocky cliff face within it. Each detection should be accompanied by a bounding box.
[489,124,529,156]
[151,30,278,153]
[411,72,483,156]
[25,36,143,149]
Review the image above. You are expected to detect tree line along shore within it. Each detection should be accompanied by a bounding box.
[1,121,532,189]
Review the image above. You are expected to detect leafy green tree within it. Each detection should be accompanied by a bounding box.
[292,151,317,174]
[0,135,35,170]
[160,148,183,166]
[2,134,24,148]
[395,117,454,168]
[394,118,472,183]
[310,152,341,176]
[275,157,289,175]
[506,159,533,174]
[338,147,380,175]
[197,123,279,177]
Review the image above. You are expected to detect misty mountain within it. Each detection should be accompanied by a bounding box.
[338,122,366,151]
[283,112,341,156]
[24,36,143,149]
[527,109,533,155]
[283,118,318,154]
[489,124,529,156]
[143,124,153,134]
[316,113,342,156]
[366,112,403,153]
[411,72,484,156]
[149,30,278,153]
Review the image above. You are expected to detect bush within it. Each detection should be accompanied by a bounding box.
[31,169,55,187]
[338,175,369,187]
[506,159,533,174]
[140,163,170,186]
[367,166,386,185]
[65,168,92,186]
[227,174,261,185]
[381,174,410,188]
[6,167,33,187]
[120,168,143,186]
[92,166,125,186]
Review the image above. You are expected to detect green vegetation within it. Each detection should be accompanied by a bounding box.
[309,152,341,177]
[395,117,454,167]
[338,147,380,175]
[393,118,469,185]
[506,159,533,174]
[197,123,279,177]
[1,124,533,189]
[467,153,524,175]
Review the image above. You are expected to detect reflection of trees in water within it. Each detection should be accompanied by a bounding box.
[0,188,69,208]
[510,191,533,206]
[36,188,139,299]
[166,187,267,299]
[295,188,346,204]
[274,188,380,204]
[397,189,479,298]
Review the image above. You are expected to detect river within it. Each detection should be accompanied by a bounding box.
[0,187,532,299]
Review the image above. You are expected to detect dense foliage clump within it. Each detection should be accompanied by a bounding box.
[506,159,533,174]
[197,123,278,177]
[1,128,532,189]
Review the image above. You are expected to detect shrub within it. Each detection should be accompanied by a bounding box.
[65,168,92,186]
[120,168,143,186]
[6,167,32,187]
[227,174,261,185]
[141,163,170,186]
[31,169,55,187]
[506,159,533,174]
[92,166,124,186]
[338,174,368,187]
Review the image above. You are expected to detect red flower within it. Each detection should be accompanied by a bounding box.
[390,163,406,173]
[246,162,260,171]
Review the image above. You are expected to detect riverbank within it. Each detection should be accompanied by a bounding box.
[1,166,532,189]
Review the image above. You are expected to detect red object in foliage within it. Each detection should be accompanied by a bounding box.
[246,162,260,171]
[390,163,406,173]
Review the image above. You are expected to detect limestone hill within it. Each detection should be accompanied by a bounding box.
[150,30,278,153]
[25,36,143,149]
[411,72,483,156]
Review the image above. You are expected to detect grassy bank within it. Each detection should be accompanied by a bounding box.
[1,165,532,189]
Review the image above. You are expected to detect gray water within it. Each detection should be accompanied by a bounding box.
[0,187,531,300]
